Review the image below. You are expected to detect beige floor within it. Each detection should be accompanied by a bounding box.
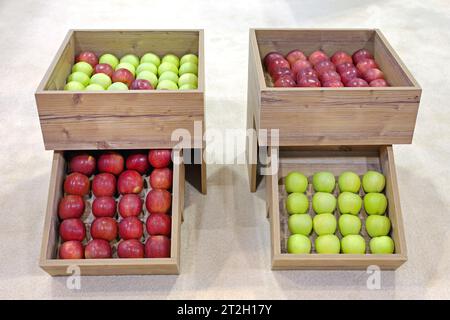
[0,0,449,299]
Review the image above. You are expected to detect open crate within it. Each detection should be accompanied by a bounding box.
[266,145,407,270]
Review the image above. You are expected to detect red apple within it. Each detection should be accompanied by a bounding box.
[314,60,335,75]
[340,67,360,84]
[64,172,90,196]
[92,196,116,218]
[68,154,96,176]
[75,51,98,67]
[131,79,153,90]
[291,60,313,77]
[93,63,114,78]
[346,78,369,87]
[92,173,116,197]
[145,235,171,258]
[322,80,344,87]
[148,150,172,168]
[331,51,352,66]
[126,153,150,174]
[270,66,293,81]
[118,170,143,194]
[119,216,143,240]
[146,213,171,236]
[297,76,321,87]
[58,195,85,220]
[336,62,356,74]
[296,67,318,80]
[98,152,124,175]
[356,59,378,74]
[308,50,329,65]
[146,189,171,214]
[59,241,84,259]
[90,217,118,242]
[352,49,373,64]
[370,79,389,87]
[274,76,296,87]
[117,239,144,258]
[112,68,134,87]
[363,68,384,83]
[118,194,143,218]
[267,58,290,75]
[59,218,86,242]
[320,70,341,83]
[285,50,307,66]
[150,168,173,190]
[84,239,112,259]
[263,52,284,67]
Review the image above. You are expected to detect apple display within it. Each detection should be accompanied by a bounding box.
[286,192,309,215]
[352,49,373,65]
[89,73,111,89]
[356,59,378,74]
[341,234,366,254]
[158,62,178,76]
[72,61,93,77]
[98,152,124,175]
[99,53,119,69]
[308,50,329,65]
[291,60,313,76]
[338,214,362,236]
[64,81,85,91]
[362,171,386,193]
[146,213,171,236]
[285,50,307,66]
[112,68,134,87]
[179,62,198,76]
[364,193,388,215]
[288,214,313,236]
[274,76,296,87]
[162,54,180,68]
[366,215,391,237]
[107,82,129,91]
[157,79,178,90]
[150,167,173,190]
[145,189,171,214]
[90,217,118,242]
[136,62,158,76]
[315,234,340,254]
[370,79,389,87]
[130,79,152,90]
[180,53,198,66]
[59,241,84,259]
[68,71,90,86]
[117,239,145,258]
[92,196,116,218]
[323,80,344,87]
[76,51,98,67]
[64,172,90,196]
[140,52,161,67]
[312,192,337,214]
[314,60,335,75]
[126,153,149,174]
[363,68,384,83]
[69,154,95,176]
[159,71,179,83]
[369,236,394,254]
[285,171,308,193]
[119,216,143,240]
[338,171,361,193]
[297,76,321,87]
[319,70,341,83]
[58,195,85,220]
[148,149,171,168]
[145,235,171,258]
[178,73,198,87]
[136,70,158,88]
[264,52,285,67]
[117,170,143,194]
[59,218,86,242]
[331,51,352,66]
[313,213,337,236]
[84,239,112,259]
[118,194,143,218]
[338,192,362,215]
[287,234,311,254]
[120,54,140,68]
[93,63,114,78]
[312,172,335,193]
[346,78,369,87]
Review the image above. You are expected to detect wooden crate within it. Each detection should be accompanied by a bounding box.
[247,28,421,146]
[35,29,204,150]
[266,145,407,270]
[39,149,184,276]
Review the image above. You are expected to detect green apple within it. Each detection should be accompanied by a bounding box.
[288,214,313,236]
[365,215,391,237]
[312,192,336,214]
[90,73,111,89]
[338,171,361,193]
[338,192,362,215]
[312,171,335,193]
[140,52,161,67]
[180,53,198,65]
[179,62,198,76]
[159,71,179,83]
[286,193,309,214]
[287,234,311,254]
[369,236,394,254]
[285,171,308,193]
[136,62,158,75]
[364,193,388,215]
[313,213,336,236]
[362,171,386,193]
[72,61,93,76]
[107,82,128,91]
[162,54,180,68]
[156,79,178,90]
[68,72,90,86]
[158,62,178,76]
[120,54,140,68]
[85,83,105,91]
[115,62,136,76]
[64,81,85,91]
[179,83,197,90]
[178,73,198,88]
[136,71,158,88]
[99,53,119,69]
[341,235,366,254]
[338,214,361,236]
[315,234,340,254]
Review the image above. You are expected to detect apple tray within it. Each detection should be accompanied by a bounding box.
[265,145,407,270]
[247,28,421,147]
[35,29,204,150]
[39,149,184,276]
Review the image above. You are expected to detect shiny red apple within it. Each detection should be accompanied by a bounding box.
[92,173,116,197]
[352,49,373,64]
[90,217,118,242]
[291,60,313,77]
[296,67,318,80]
[150,168,173,190]
[64,172,90,196]
[336,62,356,74]
[119,216,143,240]
[346,78,369,87]
[314,60,335,75]
[308,50,329,65]
[126,153,150,174]
[117,239,144,258]
[370,79,389,87]
[363,68,384,83]
[297,76,321,87]
[58,195,85,220]
[59,241,84,259]
[263,52,285,67]
[118,194,143,218]
[320,70,341,83]
[285,50,307,66]
[92,196,116,218]
[331,51,352,66]
[146,189,171,214]
[148,150,172,168]
[356,59,378,74]
[118,170,143,194]
[93,63,114,78]
[146,213,171,236]
[145,235,171,258]
[270,66,293,81]
[98,152,124,176]
[267,58,290,75]
[340,67,360,84]
[68,154,96,176]
[59,218,86,242]
[112,68,134,87]
[76,51,98,67]
[131,79,153,90]
[84,239,112,259]
[274,76,296,87]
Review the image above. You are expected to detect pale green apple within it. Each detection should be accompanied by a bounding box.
[341,234,366,254]
[338,171,361,193]
[179,62,198,76]
[362,171,386,193]
[286,193,309,215]
[179,83,197,90]
[338,214,361,236]
[137,71,158,88]
[364,193,387,215]
[288,214,313,236]
[85,83,105,91]
[115,62,136,76]
[313,213,336,236]
[369,236,394,254]
[338,192,362,215]
[72,61,93,76]
[312,171,335,193]
[315,234,340,254]
[162,54,180,68]
[178,73,198,87]
[64,81,85,91]
[107,82,128,91]
[90,73,111,89]
[180,53,198,65]
[99,53,119,69]
[312,192,336,214]
[156,79,178,90]
[365,215,391,237]
[140,52,161,67]
[158,62,178,76]
[287,234,311,254]
[136,62,158,75]
[68,72,90,86]
[285,171,308,193]
[159,71,179,83]
[120,54,140,68]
